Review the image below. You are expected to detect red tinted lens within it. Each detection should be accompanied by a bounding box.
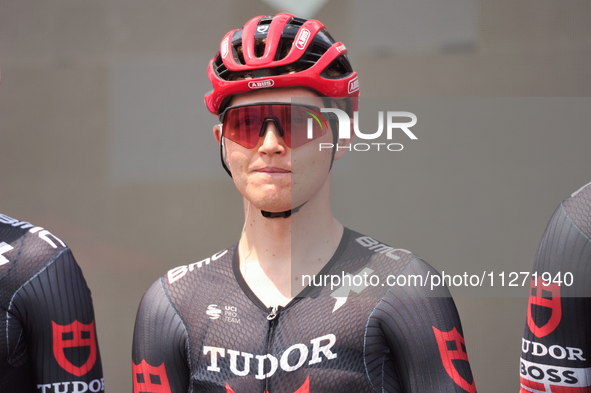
[222,104,327,148]
[223,106,266,149]
[289,106,327,148]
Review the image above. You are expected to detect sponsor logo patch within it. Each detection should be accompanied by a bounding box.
[348,77,359,94]
[167,249,228,284]
[519,358,591,392]
[133,360,171,393]
[52,320,97,377]
[206,305,222,320]
[248,79,275,89]
[295,28,311,50]
[433,326,476,393]
[36,378,105,392]
[204,334,337,380]
[527,279,562,338]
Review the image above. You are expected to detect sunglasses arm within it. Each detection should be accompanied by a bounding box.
[219,127,234,178]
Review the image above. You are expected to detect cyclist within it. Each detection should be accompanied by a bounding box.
[133,13,475,393]
[519,181,591,392]
[0,213,104,393]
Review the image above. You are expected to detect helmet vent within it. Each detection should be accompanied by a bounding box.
[321,54,353,79]
[233,43,246,65]
[254,38,266,58]
[274,38,293,61]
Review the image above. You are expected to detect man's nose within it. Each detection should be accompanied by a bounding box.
[259,120,287,152]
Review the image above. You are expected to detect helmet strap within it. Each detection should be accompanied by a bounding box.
[261,202,307,218]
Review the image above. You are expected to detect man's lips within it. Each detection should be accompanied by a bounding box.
[254,167,291,173]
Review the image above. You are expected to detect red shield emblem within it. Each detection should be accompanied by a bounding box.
[527,279,561,338]
[433,326,476,393]
[52,320,97,376]
[132,360,171,393]
[226,376,310,393]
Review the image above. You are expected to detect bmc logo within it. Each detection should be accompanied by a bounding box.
[248,79,274,89]
[295,28,311,50]
[0,213,66,249]
[167,249,228,284]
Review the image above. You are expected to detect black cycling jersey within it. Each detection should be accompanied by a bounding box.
[519,182,591,393]
[0,213,104,393]
[133,228,475,393]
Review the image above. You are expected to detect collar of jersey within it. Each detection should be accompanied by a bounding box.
[232,227,352,314]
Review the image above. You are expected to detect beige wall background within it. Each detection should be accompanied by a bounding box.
[1,1,590,392]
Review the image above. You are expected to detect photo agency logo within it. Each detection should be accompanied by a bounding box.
[303,99,418,152]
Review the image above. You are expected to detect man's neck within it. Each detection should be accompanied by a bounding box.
[238,183,343,307]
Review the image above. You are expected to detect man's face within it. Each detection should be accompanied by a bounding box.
[213,87,345,214]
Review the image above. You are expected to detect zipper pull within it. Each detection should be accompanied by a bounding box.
[267,306,278,320]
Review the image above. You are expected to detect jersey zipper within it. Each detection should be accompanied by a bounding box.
[264,306,279,392]
[267,306,278,321]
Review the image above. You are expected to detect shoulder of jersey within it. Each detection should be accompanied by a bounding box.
[562,181,591,239]
[0,213,69,281]
[348,229,418,274]
[163,245,235,286]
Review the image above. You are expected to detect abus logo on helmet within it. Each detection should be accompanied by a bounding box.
[348,77,359,94]
[221,37,229,58]
[295,28,311,50]
[206,305,222,320]
[248,79,274,89]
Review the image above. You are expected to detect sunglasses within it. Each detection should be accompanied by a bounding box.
[218,102,330,149]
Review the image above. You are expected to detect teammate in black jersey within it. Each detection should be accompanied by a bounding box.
[133,13,476,393]
[519,182,591,393]
[0,213,104,393]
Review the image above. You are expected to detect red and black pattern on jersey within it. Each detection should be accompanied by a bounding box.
[0,214,104,393]
[133,228,475,393]
[520,182,591,393]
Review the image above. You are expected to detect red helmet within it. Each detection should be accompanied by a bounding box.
[204,13,359,115]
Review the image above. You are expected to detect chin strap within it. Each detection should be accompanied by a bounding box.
[261,202,307,218]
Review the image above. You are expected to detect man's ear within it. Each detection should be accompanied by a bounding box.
[213,124,222,144]
[333,116,355,161]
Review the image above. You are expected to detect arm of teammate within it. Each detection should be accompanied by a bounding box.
[519,182,591,392]
[132,278,190,393]
[9,248,104,392]
[366,258,476,393]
